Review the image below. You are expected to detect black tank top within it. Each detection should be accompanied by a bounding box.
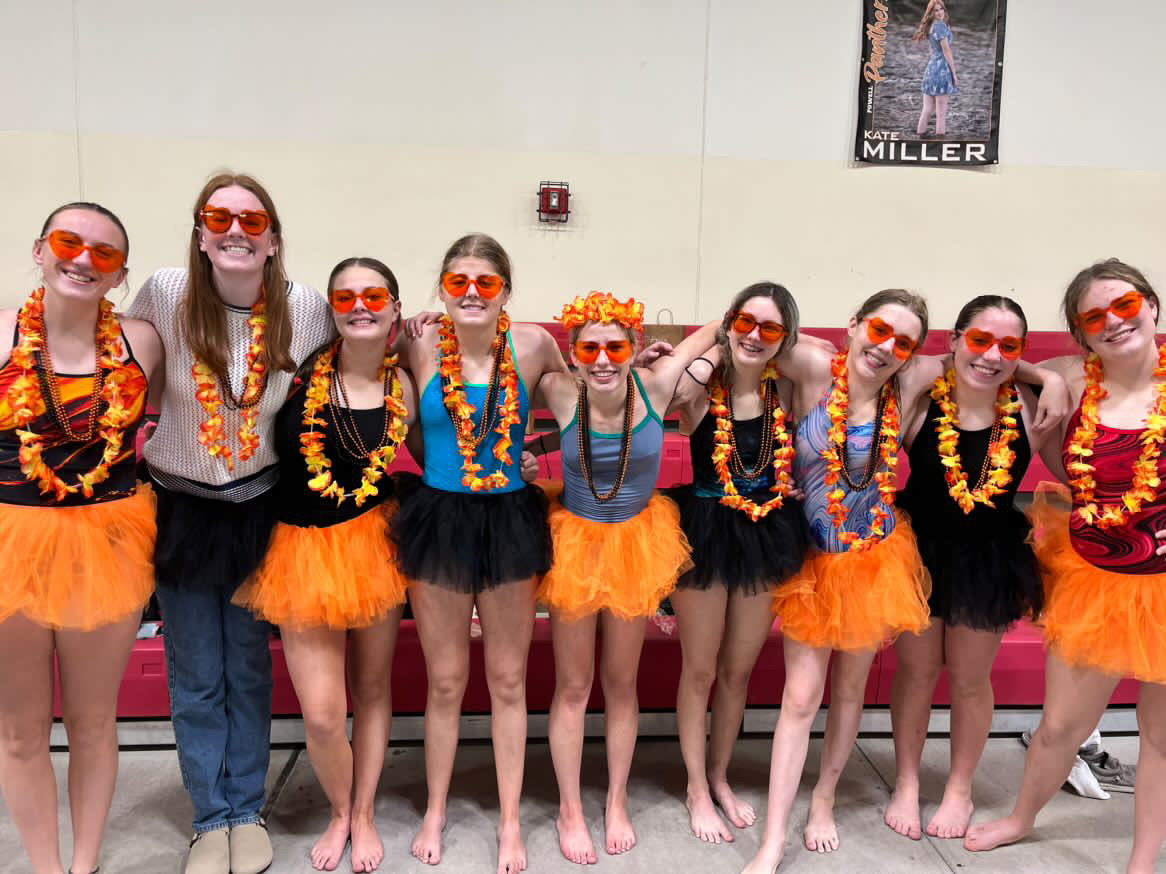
[690,407,775,497]
[899,393,1031,535]
[272,378,400,528]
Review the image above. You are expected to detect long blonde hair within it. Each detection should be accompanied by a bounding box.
[184,172,295,384]
[913,0,948,41]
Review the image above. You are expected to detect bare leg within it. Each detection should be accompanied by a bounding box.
[0,614,62,874]
[598,612,648,856]
[928,625,1004,839]
[669,585,734,843]
[935,95,950,135]
[477,578,537,874]
[742,637,831,874]
[804,648,877,853]
[917,94,937,136]
[707,586,775,830]
[349,607,404,873]
[964,652,1117,851]
[547,611,599,865]
[56,614,140,874]
[1128,682,1166,874]
[408,582,474,866]
[281,625,352,871]
[886,622,944,841]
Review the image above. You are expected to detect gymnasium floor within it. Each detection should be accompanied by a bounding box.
[0,729,1143,873]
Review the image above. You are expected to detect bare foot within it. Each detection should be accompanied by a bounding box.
[926,790,974,839]
[964,815,1031,852]
[411,810,446,866]
[803,794,839,854]
[350,815,384,872]
[884,782,922,841]
[604,796,637,855]
[311,814,351,871]
[497,820,527,874]
[686,790,734,843]
[555,809,597,865]
[741,840,784,874]
[710,779,756,828]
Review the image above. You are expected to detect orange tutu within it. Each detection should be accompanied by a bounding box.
[234,504,407,630]
[773,511,931,651]
[1030,482,1166,683]
[0,489,155,630]
[539,492,692,622]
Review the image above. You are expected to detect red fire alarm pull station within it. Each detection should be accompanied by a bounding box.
[537,181,570,223]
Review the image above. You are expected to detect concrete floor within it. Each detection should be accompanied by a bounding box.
[0,731,1147,873]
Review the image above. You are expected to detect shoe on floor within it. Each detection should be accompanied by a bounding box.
[1080,748,1137,793]
[230,821,273,874]
[185,829,229,874]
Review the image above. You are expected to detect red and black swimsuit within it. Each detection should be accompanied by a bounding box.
[0,327,148,507]
[1064,407,1166,575]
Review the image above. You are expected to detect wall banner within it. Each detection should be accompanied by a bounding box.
[855,0,1006,166]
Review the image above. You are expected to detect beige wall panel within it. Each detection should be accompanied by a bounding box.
[697,158,1166,330]
[69,134,703,321]
[72,0,707,155]
[0,1,76,133]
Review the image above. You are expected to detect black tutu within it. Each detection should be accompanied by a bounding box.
[151,478,279,591]
[901,503,1044,630]
[390,475,552,594]
[666,486,810,595]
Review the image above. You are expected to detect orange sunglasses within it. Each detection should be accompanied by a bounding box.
[730,311,787,344]
[1076,291,1144,335]
[44,230,126,273]
[963,329,1026,360]
[199,207,271,236]
[573,340,634,364]
[866,317,918,360]
[441,272,506,299]
[330,287,393,313]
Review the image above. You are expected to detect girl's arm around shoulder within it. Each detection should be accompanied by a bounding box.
[779,336,836,417]
[639,321,720,413]
[120,317,165,410]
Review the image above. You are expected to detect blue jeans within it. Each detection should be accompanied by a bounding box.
[157,581,273,833]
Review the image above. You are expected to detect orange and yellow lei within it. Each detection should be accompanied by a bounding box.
[555,291,645,333]
[932,369,1022,514]
[821,351,900,552]
[191,290,267,471]
[438,312,522,491]
[1066,345,1166,527]
[300,341,408,507]
[708,361,795,521]
[8,287,139,501]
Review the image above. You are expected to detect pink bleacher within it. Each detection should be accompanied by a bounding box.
[109,326,1137,722]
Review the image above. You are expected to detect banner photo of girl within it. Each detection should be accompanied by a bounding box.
[855,0,1006,166]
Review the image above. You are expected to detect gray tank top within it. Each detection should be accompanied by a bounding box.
[560,370,663,523]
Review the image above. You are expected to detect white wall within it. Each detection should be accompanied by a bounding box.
[1,0,1163,331]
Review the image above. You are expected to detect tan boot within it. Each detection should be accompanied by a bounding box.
[185,829,229,874]
[229,821,273,874]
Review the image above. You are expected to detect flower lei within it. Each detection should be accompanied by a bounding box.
[555,291,645,333]
[9,287,139,501]
[708,361,795,520]
[191,290,267,471]
[300,342,408,507]
[1066,344,1166,527]
[932,370,1022,514]
[821,351,900,551]
[437,312,522,491]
